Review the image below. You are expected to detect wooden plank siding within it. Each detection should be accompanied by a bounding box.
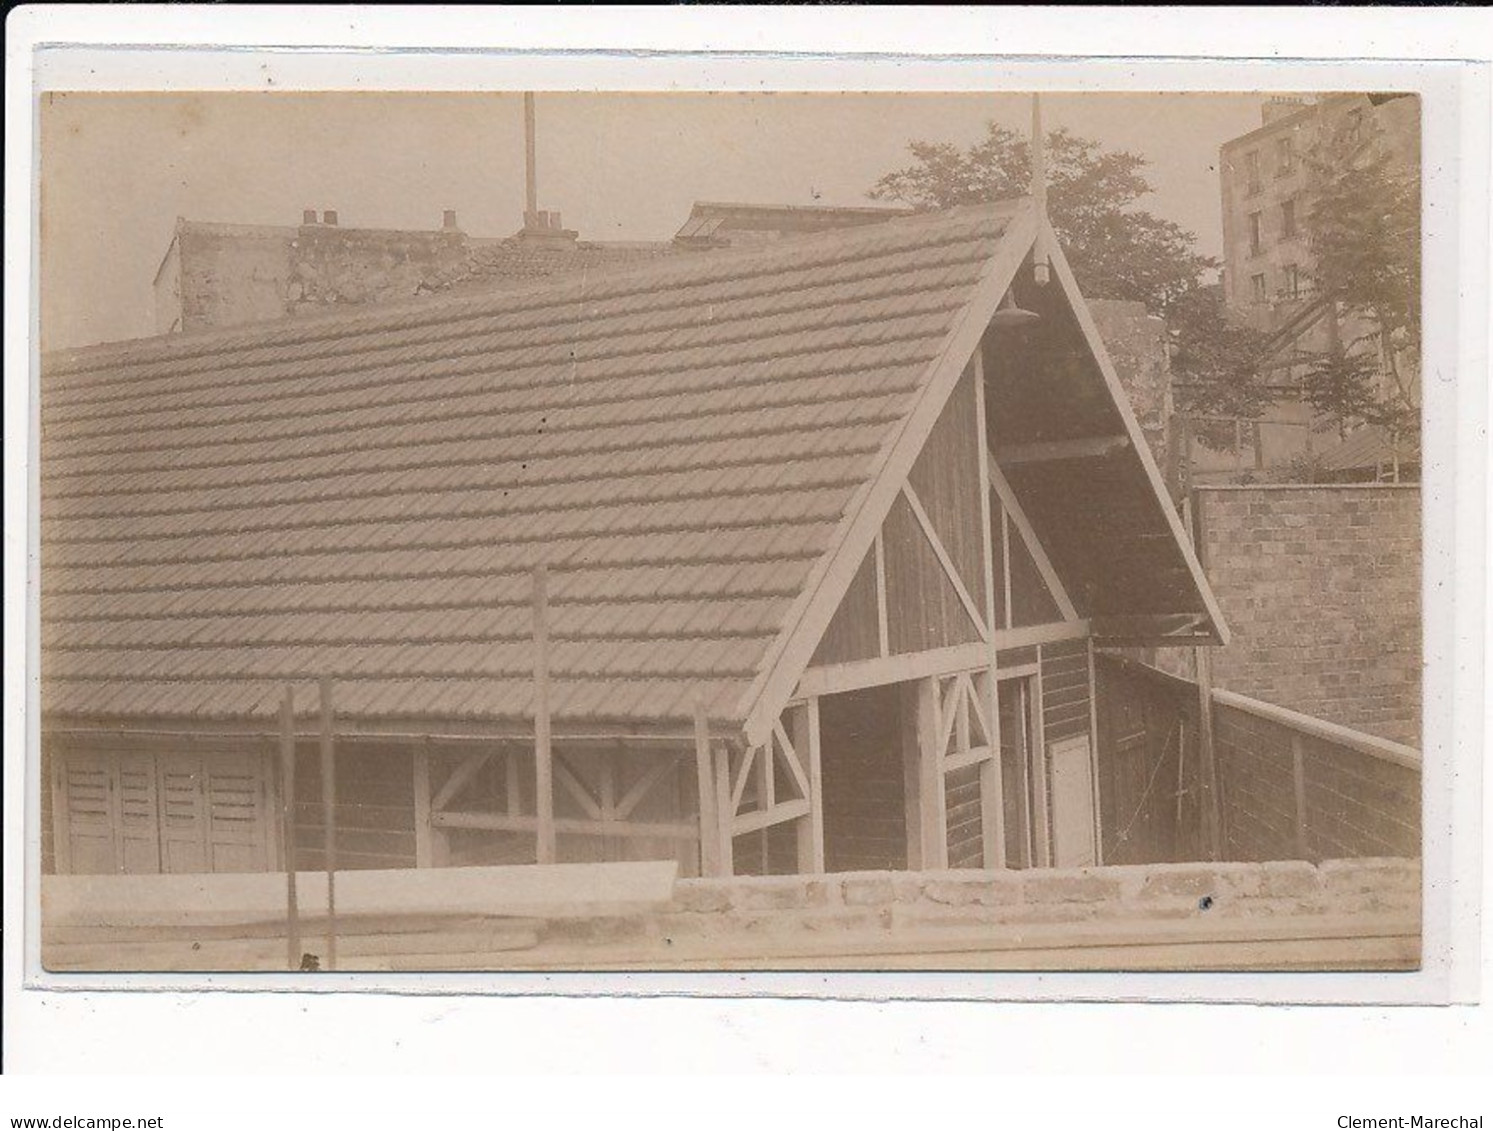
[944,762,985,868]
[905,365,987,624]
[1040,638,1093,744]
[808,548,882,667]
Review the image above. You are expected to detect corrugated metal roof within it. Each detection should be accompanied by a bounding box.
[41,202,1022,730]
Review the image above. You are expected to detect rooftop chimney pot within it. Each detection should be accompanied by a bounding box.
[442,209,459,230]
[302,209,318,225]
[322,210,339,227]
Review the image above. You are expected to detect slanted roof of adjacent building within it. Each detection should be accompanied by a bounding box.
[40,198,1223,736]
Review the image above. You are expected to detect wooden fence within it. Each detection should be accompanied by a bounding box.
[1093,654,1420,865]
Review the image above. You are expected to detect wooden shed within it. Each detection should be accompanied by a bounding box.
[40,198,1226,880]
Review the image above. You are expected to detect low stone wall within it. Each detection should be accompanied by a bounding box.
[532,858,1421,960]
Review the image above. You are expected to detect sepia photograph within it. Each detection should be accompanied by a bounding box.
[31,81,1430,979]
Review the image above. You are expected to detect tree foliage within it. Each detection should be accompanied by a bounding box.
[871,124,1216,311]
[1300,105,1421,433]
[871,121,1270,451]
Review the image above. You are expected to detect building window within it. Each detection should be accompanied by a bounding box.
[1245,150,1262,195]
[1276,135,1294,175]
[1281,197,1297,239]
[1283,264,1300,300]
[1346,108,1364,145]
[1250,273,1268,305]
[1248,211,1263,255]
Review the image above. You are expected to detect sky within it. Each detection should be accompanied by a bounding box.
[39,91,1272,350]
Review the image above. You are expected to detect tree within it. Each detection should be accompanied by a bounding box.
[872,125,1217,309]
[1300,105,1421,437]
[871,122,1269,450]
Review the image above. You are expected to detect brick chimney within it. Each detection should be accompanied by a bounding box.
[1262,96,1308,126]
[519,208,578,247]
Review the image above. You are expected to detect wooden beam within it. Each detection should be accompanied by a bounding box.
[1292,733,1311,862]
[532,565,556,866]
[732,798,811,837]
[986,451,1081,622]
[793,699,825,874]
[615,753,682,820]
[279,685,300,970]
[1087,639,1105,867]
[318,676,337,971]
[713,743,734,877]
[874,531,890,657]
[1090,613,1212,643]
[997,434,1130,465]
[979,667,1006,868]
[1196,644,1222,862]
[794,622,1091,700]
[432,811,698,841]
[942,744,996,776]
[1030,656,1051,869]
[554,753,604,821]
[902,677,948,871]
[431,751,490,813]
[693,698,721,877]
[901,482,990,643]
[412,736,434,869]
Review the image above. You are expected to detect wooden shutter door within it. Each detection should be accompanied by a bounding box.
[56,752,117,874]
[116,751,162,873]
[205,751,271,872]
[158,753,210,873]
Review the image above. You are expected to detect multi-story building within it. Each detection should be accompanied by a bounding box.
[1179,92,1420,483]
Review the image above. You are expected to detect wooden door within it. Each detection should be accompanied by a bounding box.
[1048,734,1098,868]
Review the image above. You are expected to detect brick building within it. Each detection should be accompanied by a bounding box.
[1162,484,1421,747]
[1179,92,1420,483]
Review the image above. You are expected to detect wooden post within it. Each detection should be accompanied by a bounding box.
[713,743,734,877]
[793,699,825,873]
[532,565,556,865]
[523,92,538,220]
[1196,647,1222,861]
[979,668,1005,868]
[901,677,948,871]
[1185,489,1223,862]
[1086,638,1105,866]
[413,736,433,869]
[693,698,721,877]
[279,684,300,971]
[318,676,337,971]
[1291,732,1311,861]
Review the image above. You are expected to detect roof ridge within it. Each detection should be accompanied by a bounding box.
[44,199,1029,374]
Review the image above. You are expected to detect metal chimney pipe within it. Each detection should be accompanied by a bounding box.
[524,92,538,223]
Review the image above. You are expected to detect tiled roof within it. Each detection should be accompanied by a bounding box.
[1317,423,1419,473]
[41,202,1025,730]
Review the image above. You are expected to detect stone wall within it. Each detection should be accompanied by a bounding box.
[525,858,1421,969]
[1187,485,1421,746]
